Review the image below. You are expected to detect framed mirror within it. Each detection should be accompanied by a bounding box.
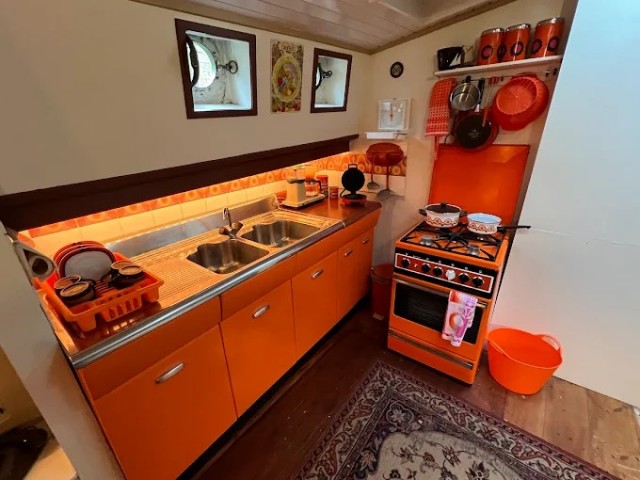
[175,19,257,119]
[310,48,352,113]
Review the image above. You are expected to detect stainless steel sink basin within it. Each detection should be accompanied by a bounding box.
[187,239,268,274]
[241,220,320,247]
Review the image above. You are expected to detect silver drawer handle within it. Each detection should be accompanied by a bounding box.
[344,249,353,257]
[311,268,324,279]
[155,363,184,384]
[362,238,370,244]
[253,304,270,318]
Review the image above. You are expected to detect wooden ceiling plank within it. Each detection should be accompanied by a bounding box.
[294,0,416,36]
[245,0,393,41]
[131,0,518,53]
[203,0,385,46]
[336,0,425,30]
[130,0,373,52]
[371,0,518,53]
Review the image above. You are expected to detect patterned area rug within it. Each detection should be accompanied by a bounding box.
[297,362,616,480]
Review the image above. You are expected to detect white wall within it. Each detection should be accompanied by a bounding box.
[493,0,640,406]
[0,347,40,434]
[366,0,565,265]
[0,0,369,195]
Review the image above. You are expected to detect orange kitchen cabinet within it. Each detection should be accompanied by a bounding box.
[221,281,296,415]
[78,297,221,400]
[338,228,374,319]
[292,251,339,357]
[92,325,237,480]
[221,255,296,319]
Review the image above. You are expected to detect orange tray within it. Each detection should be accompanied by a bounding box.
[38,253,164,333]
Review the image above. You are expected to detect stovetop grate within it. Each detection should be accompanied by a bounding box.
[401,223,505,262]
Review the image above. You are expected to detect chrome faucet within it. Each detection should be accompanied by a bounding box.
[219,207,243,238]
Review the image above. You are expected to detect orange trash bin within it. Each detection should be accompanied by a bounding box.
[370,264,394,321]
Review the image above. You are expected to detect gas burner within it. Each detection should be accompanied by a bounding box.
[467,245,481,256]
[420,236,433,246]
[400,222,505,261]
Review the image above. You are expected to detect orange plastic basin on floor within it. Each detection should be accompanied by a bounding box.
[487,328,562,395]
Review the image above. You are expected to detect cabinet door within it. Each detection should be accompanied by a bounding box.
[79,297,221,400]
[356,229,375,299]
[338,229,375,319]
[93,326,237,480]
[292,252,338,357]
[221,281,296,415]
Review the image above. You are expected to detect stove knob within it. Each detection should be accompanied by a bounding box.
[421,263,430,273]
[445,269,456,281]
[401,258,410,268]
[433,266,443,277]
[459,273,470,283]
[472,276,484,287]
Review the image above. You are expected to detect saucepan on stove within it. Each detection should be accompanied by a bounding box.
[419,202,466,228]
[468,213,531,234]
[419,204,532,232]
[467,213,501,234]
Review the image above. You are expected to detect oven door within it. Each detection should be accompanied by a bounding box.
[389,276,490,360]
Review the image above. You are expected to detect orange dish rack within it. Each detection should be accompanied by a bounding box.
[38,253,164,333]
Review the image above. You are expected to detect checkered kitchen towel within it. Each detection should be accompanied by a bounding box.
[425,78,457,137]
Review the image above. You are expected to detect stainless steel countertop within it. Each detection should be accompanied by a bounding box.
[40,197,380,369]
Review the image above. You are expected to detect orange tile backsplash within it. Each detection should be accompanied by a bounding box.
[24,152,406,252]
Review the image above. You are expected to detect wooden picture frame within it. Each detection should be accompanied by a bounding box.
[175,19,258,119]
[310,48,352,113]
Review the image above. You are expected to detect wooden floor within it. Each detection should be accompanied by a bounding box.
[193,307,640,480]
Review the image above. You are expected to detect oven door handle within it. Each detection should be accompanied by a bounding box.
[393,278,488,309]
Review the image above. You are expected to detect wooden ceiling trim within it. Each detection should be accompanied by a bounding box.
[370,0,519,53]
[131,0,372,53]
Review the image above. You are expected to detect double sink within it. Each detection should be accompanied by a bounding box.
[187,219,320,275]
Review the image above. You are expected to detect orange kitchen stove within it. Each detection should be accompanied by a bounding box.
[388,221,510,384]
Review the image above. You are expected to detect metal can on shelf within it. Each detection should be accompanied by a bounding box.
[502,23,531,62]
[477,27,505,65]
[531,17,564,58]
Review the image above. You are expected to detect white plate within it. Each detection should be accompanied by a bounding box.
[62,250,114,281]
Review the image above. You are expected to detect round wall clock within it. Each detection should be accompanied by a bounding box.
[390,61,404,78]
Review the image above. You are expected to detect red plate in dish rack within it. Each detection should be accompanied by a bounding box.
[38,253,163,332]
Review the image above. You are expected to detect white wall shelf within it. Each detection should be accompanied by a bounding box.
[434,55,563,78]
[365,131,408,140]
